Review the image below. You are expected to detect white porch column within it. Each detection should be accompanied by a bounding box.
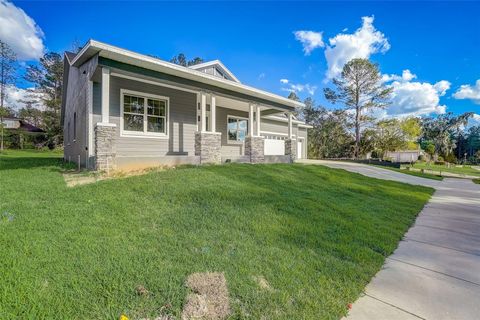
[210,94,216,132]
[255,105,261,136]
[200,92,207,132]
[288,112,293,139]
[248,103,255,137]
[101,67,110,124]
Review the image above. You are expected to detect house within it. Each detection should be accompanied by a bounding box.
[61,40,311,171]
[1,117,44,133]
[385,150,423,163]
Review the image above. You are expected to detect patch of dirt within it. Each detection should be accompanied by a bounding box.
[252,275,273,291]
[63,172,99,187]
[182,272,230,320]
[135,285,149,296]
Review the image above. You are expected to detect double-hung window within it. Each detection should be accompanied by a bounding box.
[122,90,168,136]
[227,116,248,142]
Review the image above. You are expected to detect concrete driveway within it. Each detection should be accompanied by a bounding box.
[298,160,480,320]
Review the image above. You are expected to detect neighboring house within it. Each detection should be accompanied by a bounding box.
[62,40,311,171]
[0,117,44,133]
[385,150,423,163]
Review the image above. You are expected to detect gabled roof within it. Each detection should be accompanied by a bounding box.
[188,60,241,83]
[69,40,304,111]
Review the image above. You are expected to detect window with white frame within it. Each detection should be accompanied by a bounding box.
[227,116,248,142]
[122,91,168,135]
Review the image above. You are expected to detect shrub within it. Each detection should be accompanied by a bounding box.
[444,153,457,164]
[434,160,445,165]
[418,155,426,162]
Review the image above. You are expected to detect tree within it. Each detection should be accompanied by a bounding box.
[0,40,17,151]
[302,98,354,159]
[287,91,302,118]
[421,112,473,160]
[324,58,392,158]
[170,53,204,67]
[24,52,64,147]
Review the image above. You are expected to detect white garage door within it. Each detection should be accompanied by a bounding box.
[297,140,303,159]
[264,138,285,155]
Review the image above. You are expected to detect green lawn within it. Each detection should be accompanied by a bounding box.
[410,162,480,177]
[0,151,433,319]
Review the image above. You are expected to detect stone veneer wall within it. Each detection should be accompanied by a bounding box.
[95,124,117,172]
[245,136,265,164]
[195,132,222,164]
[285,138,297,163]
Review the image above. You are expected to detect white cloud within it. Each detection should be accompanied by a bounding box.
[0,0,45,60]
[280,79,289,84]
[324,16,390,79]
[386,79,450,117]
[281,83,317,95]
[4,86,45,111]
[294,31,324,55]
[468,113,480,127]
[258,72,266,80]
[453,79,480,104]
[382,69,417,83]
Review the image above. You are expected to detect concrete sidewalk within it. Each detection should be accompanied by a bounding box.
[298,160,480,320]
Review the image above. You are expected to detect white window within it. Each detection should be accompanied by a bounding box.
[227,116,248,142]
[121,90,169,137]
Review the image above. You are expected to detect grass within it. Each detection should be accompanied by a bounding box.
[0,150,433,320]
[370,164,444,181]
[410,162,480,177]
[473,179,480,184]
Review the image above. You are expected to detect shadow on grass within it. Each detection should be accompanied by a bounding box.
[0,156,66,171]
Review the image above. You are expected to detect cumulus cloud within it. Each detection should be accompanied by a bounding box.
[4,86,45,111]
[281,83,317,95]
[280,79,289,84]
[382,69,417,83]
[324,16,390,79]
[294,31,324,55]
[0,0,45,60]
[382,72,450,117]
[453,79,480,104]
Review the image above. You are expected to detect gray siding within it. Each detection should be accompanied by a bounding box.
[93,76,197,159]
[64,55,98,168]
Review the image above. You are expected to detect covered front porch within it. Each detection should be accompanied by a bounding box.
[194,92,298,165]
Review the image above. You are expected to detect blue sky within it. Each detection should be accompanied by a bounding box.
[3,1,480,123]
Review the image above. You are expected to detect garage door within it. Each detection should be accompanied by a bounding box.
[264,137,285,155]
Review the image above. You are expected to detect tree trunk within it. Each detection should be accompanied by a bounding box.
[354,106,360,159]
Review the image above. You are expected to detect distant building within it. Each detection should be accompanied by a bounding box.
[385,150,423,163]
[1,117,43,133]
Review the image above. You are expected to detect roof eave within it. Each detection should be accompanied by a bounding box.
[71,40,305,110]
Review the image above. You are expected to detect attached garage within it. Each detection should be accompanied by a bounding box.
[264,136,285,155]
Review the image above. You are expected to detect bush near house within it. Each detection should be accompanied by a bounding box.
[0,151,433,319]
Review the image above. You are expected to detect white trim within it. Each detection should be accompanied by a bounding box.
[101,67,110,123]
[188,60,241,83]
[120,89,170,138]
[96,122,117,127]
[255,105,261,137]
[210,95,216,133]
[262,114,312,128]
[248,104,254,137]
[260,130,297,138]
[70,40,304,109]
[87,80,94,157]
[287,113,293,139]
[110,72,199,94]
[200,92,207,132]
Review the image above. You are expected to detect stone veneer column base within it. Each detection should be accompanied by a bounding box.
[245,136,265,164]
[95,123,117,172]
[285,138,297,163]
[195,131,222,164]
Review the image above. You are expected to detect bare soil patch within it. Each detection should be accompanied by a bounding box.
[181,272,230,320]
